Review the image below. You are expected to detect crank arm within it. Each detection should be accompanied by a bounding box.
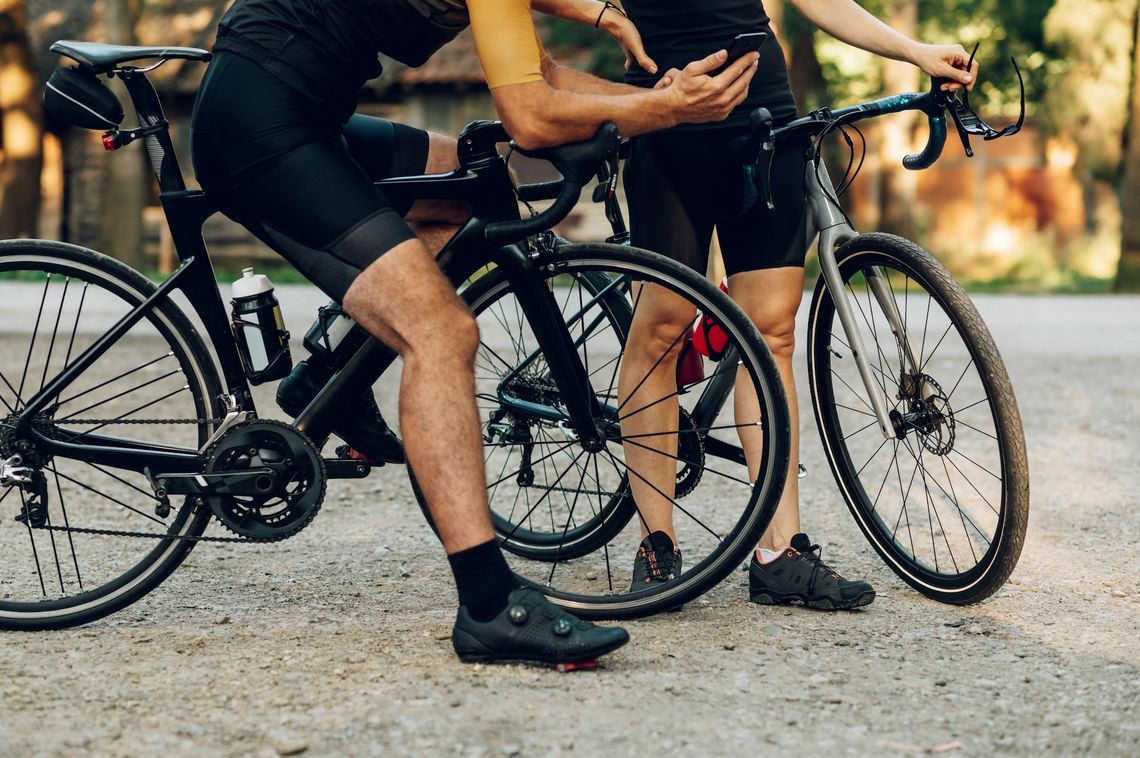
[154,467,276,497]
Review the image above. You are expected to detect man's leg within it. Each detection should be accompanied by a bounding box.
[342,238,491,551]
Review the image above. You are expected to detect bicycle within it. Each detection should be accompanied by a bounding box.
[478,58,1031,607]
[0,40,791,630]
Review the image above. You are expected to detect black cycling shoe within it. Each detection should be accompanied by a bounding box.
[452,587,629,666]
[629,531,683,592]
[749,532,875,610]
[276,359,405,463]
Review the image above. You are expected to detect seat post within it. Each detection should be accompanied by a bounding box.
[118,70,186,192]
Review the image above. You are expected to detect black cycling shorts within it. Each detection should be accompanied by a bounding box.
[190,52,430,301]
[624,124,808,277]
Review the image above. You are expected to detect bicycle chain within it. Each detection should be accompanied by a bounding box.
[32,416,249,542]
[64,417,224,425]
[33,522,254,543]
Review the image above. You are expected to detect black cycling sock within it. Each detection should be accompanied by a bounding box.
[448,540,519,622]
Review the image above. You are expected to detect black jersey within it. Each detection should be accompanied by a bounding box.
[213,0,472,121]
[621,0,797,129]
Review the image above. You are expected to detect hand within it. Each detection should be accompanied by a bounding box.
[664,50,759,125]
[654,68,680,89]
[599,5,658,73]
[910,43,978,92]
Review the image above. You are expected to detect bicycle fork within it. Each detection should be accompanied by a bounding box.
[810,171,923,442]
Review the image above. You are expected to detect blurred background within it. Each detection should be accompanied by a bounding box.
[1,0,1139,291]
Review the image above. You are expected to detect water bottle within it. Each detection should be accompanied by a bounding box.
[231,267,292,384]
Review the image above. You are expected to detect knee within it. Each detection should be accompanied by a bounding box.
[630,311,696,361]
[757,316,796,360]
[407,306,479,366]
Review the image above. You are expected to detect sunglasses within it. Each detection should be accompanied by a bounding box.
[942,43,1025,157]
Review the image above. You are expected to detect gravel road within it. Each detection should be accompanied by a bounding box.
[1,288,1137,757]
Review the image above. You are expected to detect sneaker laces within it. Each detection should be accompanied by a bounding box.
[641,544,680,581]
[794,539,842,593]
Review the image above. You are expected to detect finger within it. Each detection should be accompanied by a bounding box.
[710,51,760,85]
[683,49,728,76]
[967,59,980,92]
[716,56,759,107]
[624,37,658,74]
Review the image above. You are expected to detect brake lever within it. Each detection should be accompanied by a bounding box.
[748,108,777,210]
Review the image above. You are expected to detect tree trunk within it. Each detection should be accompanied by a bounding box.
[766,0,789,66]
[876,0,919,239]
[0,0,43,239]
[1116,4,1140,292]
[788,20,826,113]
[100,0,148,270]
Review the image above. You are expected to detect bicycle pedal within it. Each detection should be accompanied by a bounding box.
[554,660,598,673]
[335,444,382,466]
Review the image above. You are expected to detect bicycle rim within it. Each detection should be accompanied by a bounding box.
[0,241,221,629]
[466,243,789,619]
[808,233,1028,602]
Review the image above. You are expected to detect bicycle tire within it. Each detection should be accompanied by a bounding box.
[0,240,223,630]
[428,242,789,619]
[807,233,1028,604]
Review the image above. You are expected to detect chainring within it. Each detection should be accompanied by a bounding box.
[204,419,326,541]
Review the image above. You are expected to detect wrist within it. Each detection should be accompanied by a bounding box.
[652,88,681,128]
[595,1,626,30]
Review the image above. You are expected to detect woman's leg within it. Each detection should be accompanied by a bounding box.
[619,134,715,543]
[727,266,805,550]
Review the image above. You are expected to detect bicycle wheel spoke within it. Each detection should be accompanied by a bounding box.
[605,448,721,541]
[47,465,168,527]
[59,371,184,423]
[57,351,179,405]
[620,359,738,422]
[620,435,752,487]
[19,490,48,597]
[16,276,52,409]
[546,462,591,584]
[51,467,84,590]
[614,323,688,416]
[38,277,70,395]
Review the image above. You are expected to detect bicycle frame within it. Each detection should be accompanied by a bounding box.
[16,70,611,479]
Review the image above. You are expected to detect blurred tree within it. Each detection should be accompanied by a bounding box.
[0,0,43,238]
[100,0,147,270]
[877,0,919,238]
[1117,2,1140,291]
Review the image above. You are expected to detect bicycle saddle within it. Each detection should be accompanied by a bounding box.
[51,40,211,74]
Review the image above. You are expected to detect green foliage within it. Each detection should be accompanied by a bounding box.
[1042,0,1136,178]
[543,18,628,80]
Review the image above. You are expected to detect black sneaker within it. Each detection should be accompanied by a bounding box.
[629,531,683,592]
[749,533,875,610]
[276,360,405,463]
[452,587,629,665]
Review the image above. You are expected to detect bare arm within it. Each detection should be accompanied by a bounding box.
[531,0,658,73]
[540,55,643,96]
[493,51,759,149]
[789,0,976,88]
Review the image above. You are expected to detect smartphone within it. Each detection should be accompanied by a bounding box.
[716,31,769,74]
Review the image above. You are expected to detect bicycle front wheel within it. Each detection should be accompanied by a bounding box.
[807,233,1028,604]
[460,242,790,619]
[0,240,222,629]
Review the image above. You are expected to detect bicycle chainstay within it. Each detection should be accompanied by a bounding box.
[26,415,262,543]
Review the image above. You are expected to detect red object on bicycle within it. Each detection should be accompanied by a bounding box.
[691,279,730,361]
[675,333,705,387]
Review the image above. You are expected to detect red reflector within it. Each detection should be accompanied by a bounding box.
[102,133,118,151]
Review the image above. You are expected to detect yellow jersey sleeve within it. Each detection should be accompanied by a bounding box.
[468,0,547,89]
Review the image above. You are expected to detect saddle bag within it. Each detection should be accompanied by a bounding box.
[43,67,124,130]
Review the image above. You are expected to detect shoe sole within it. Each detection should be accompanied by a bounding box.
[453,633,630,666]
[749,588,876,611]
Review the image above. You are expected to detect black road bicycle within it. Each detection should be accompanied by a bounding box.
[0,41,791,629]
[481,56,1030,606]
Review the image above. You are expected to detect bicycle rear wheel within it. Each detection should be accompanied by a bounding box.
[807,233,1028,604]
[456,242,790,619]
[0,241,222,629]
